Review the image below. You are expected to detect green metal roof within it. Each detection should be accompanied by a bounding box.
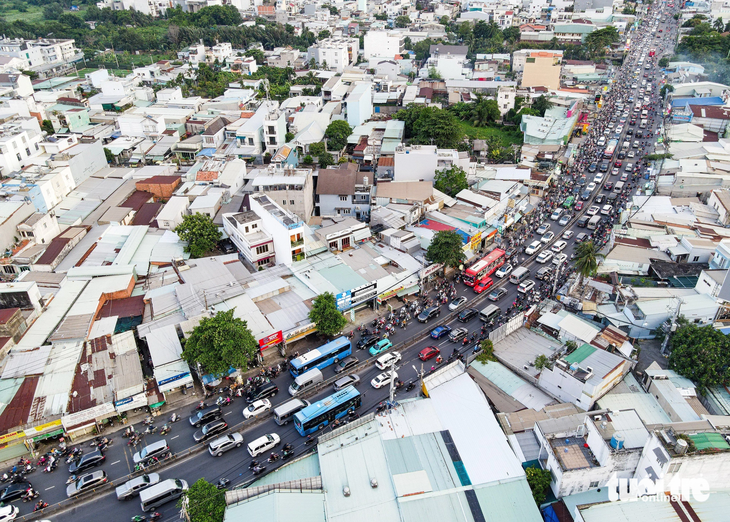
[472,477,543,522]
[247,453,321,487]
[564,344,596,365]
[224,491,325,522]
[689,432,730,451]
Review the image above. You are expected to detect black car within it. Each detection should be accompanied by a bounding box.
[587,163,597,173]
[193,419,228,443]
[189,405,223,428]
[218,239,236,254]
[356,335,379,350]
[334,356,359,374]
[69,449,105,474]
[417,306,441,323]
[0,482,32,502]
[595,194,606,204]
[458,308,479,322]
[246,381,278,403]
[577,216,590,228]
[607,193,619,202]
[581,189,592,201]
[617,151,626,160]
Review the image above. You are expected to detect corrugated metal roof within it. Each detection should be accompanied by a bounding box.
[224,491,325,522]
[596,393,671,425]
[557,314,600,343]
[472,477,543,522]
[398,491,477,522]
[146,325,183,367]
[0,376,39,432]
[564,344,596,364]
[247,453,321,488]
[469,360,554,411]
[1,345,52,378]
[34,341,85,418]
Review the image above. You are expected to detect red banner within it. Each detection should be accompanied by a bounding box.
[258,331,283,351]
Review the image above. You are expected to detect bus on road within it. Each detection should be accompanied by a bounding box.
[293,386,362,436]
[603,139,618,159]
[289,337,352,377]
[463,248,506,286]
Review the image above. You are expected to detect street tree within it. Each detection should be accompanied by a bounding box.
[526,467,552,505]
[395,15,411,28]
[425,230,465,268]
[309,292,347,337]
[573,241,603,287]
[179,478,225,522]
[476,339,497,363]
[175,213,222,258]
[324,120,352,151]
[182,309,259,375]
[434,165,468,197]
[668,321,730,390]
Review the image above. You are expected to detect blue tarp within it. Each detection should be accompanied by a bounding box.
[196,148,217,157]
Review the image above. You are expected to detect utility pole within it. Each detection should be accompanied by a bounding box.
[552,258,564,296]
[387,360,399,404]
[660,297,682,356]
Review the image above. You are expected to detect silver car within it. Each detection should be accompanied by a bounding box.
[67,471,108,498]
[115,473,160,500]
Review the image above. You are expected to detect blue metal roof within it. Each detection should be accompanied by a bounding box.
[671,96,723,109]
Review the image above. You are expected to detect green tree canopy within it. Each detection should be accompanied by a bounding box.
[324,120,352,151]
[395,105,464,149]
[425,230,465,268]
[531,95,554,117]
[526,467,552,505]
[309,292,347,337]
[573,240,603,285]
[668,321,730,390]
[179,478,226,522]
[434,165,468,197]
[584,26,620,58]
[41,120,55,135]
[309,142,327,156]
[182,309,259,375]
[244,48,265,65]
[395,15,411,28]
[475,339,497,363]
[318,151,335,168]
[175,213,222,258]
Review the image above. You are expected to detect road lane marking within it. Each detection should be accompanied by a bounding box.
[438,340,449,346]
[110,460,120,465]
[171,435,179,440]
[45,486,54,490]
[225,411,232,416]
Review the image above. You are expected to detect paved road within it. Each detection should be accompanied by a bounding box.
[13,6,680,522]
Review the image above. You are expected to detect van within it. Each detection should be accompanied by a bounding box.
[639,119,647,129]
[613,181,625,194]
[536,265,553,281]
[587,215,601,230]
[577,215,589,228]
[139,479,188,512]
[479,304,501,323]
[273,399,310,426]
[116,473,160,501]
[597,136,606,147]
[246,381,279,403]
[517,280,535,294]
[509,267,530,284]
[247,433,281,457]
[288,368,323,397]
[622,141,630,150]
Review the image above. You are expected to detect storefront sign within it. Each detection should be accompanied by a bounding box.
[115,393,148,413]
[419,263,443,280]
[158,372,191,387]
[469,232,482,251]
[258,331,283,351]
[336,290,352,311]
[0,430,24,446]
[378,287,403,303]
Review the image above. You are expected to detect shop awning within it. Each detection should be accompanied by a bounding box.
[353,228,372,241]
[155,359,193,394]
[115,392,148,413]
[396,285,420,297]
[62,403,116,432]
[32,428,64,443]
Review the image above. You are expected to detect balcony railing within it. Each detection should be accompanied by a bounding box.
[291,238,304,247]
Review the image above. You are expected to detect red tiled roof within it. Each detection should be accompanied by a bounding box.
[690,105,730,120]
[378,157,394,167]
[96,295,145,319]
[35,235,72,265]
[137,175,181,187]
[132,202,163,226]
[0,376,39,433]
[120,190,154,211]
[196,171,219,181]
[0,308,18,325]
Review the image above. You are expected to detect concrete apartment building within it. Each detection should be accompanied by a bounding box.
[247,165,315,222]
[0,119,43,177]
[316,163,373,221]
[223,210,276,269]
[512,49,564,73]
[393,145,469,183]
[248,193,305,265]
[346,82,373,128]
[521,53,563,90]
[363,31,405,60]
[307,37,359,73]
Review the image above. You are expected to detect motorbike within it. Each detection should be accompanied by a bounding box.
[22,489,39,502]
[248,460,259,470]
[34,501,49,512]
[66,474,77,485]
[252,465,266,475]
[150,513,162,522]
[144,425,157,435]
[159,424,171,436]
[216,478,230,490]
[304,436,315,446]
[142,416,155,425]
[194,402,208,411]
[169,413,180,423]
[267,452,280,463]
[282,443,294,460]
[405,380,416,392]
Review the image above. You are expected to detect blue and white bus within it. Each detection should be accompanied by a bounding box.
[293,386,362,436]
[289,336,352,377]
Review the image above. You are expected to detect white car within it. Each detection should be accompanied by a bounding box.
[628,151,635,158]
[552,253,569,266]
[551,240,568,253]
[0,506,18,522]
[536,251,553,264]
[448,296,467,311]
[371,370,398,389]
[541,231,555,244]
[586,205,600,216]
[562,230,574,240]
[593,173,604,183]
[375,351,402,371]
[495,263,513,278]
[243,399,272,419]
[601,205,612,216]
[586,182,597,192]
[525,241,541,255]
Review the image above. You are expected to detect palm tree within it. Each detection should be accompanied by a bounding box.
[714,17,724,32]
[573,241,604,287]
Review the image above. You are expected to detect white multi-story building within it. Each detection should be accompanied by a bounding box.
[223,210,276,269]
[393,145,469,183]
[210,43,233,63]
[346,82,373,128]
[363,31,405,60]
[249,193,305,266]
[307,37,359,73]
[0,119,43,177]
[0,38,80,68]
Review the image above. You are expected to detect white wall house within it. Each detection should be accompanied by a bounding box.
[223,211,276,269]
[393,145,468,183]
[307,37,359,73]
[157,197,190,230]
[248,193,305,266]
[346,82,373,129]
[363,31,404,60]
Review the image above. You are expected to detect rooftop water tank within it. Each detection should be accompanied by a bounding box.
[610,433,625,450]
[675,439,688,455]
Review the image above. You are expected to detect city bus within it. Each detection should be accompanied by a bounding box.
[293,386,362,436]
[289,336,352,377]
[603,139,618,159]
[463,248,506,286]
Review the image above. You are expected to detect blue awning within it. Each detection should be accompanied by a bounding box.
[197,148,217,157]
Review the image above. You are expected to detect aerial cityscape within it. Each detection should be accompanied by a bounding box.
[0,0,728,521]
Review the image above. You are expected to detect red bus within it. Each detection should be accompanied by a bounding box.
[463,248,506,286]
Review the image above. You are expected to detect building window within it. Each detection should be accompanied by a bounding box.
[251,223,257,229]
[25,148,30,156]
[290,200,294,205]
[244,226,249,233]
[342,208,350,214]
[339,195,348,201]
[692,256,700,262]
[256,245,268,255]
[526,57,535,63]
[248,137,254,146]
[16,153,21,161]
[283,200,286,205]
[268,126,275,134]
[668,462,681,473]
[3,266,14,274]
[589,481,599,488]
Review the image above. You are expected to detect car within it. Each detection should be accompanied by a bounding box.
[69,449,105,474]
[242,399,272,419]
[601,204,613,216]
[495,263,512,278]
[417,306,441,323]
[458,308,479,322]
[552,253,569,266]
[67,471,108,498]
[0,482,32,503]
[536,223,551,235]
[488,287,508,302]
[505,247,517,259]
[536,251,553,264]
[581,189,592,201]
[333,374,360,391]
[562,230,574,240]
[629,120,636,126]
[375,351,402,370]
[430,325,452,339]
[558,214,571,226]
[371,371,397,389]
[586,205,600,216]
[356,335,379,350]
[246,382,278,403]
[189,405,222,427]
[586,182,597,192]
[208,433,245,457]
[218,238,236,254]
[193,419,229,443]
[133,440,171,465]
[617,150,627,159]
[525,241,541,255]
[448,296,468,311]
[604,181,614,191]
[612,167,620,176]
[625,162,634,172]
[419,346,441,361]
[541,231,555,244]
[595,194,606,204]
[620,172,629,182]
[116,473,161,500]
[574,201,584,211]
[550,208,562,221]
[626,128,634,135]
[628,151,635,158]
[576,232,589,243]
[369,338,393,356]
[449,327,469,342]
[334,356,359,374]
[0,506,18,522]
[587,163,597,173]
[473,276,493,293]
[517,280,536,294]
[551,240,567,253]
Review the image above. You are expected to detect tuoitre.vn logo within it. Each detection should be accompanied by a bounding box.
[606,474,710,503]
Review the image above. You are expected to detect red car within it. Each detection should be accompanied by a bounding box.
[574,201,584,211]
[419,346,440,361]
[473,276,494,294]
[614,160,622,168]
